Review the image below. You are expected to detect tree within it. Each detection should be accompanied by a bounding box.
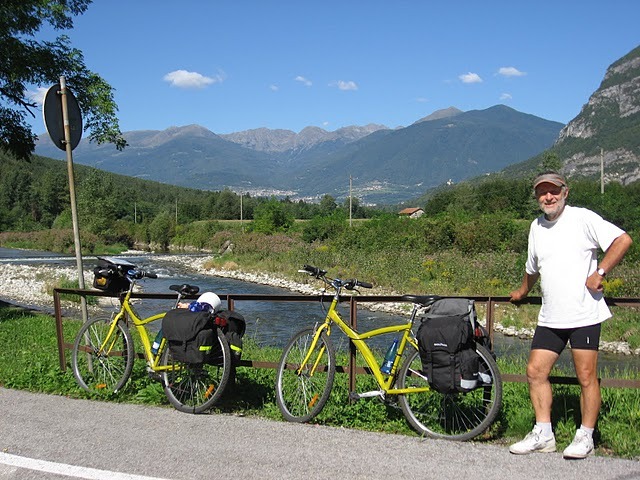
[540,151,562,172]
[319,194,337,215]
[148,211,174,250]
[0,0,126,160]
[342,195,367,218]
[252,198,294,234]
[212,189,239,219]
[76,170,124,239]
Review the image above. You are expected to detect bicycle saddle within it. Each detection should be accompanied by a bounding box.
[169,284,200,296]
[401,294,442,306]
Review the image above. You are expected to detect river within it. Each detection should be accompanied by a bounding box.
[1,247,638,374]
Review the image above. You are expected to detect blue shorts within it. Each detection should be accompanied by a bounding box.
[531,323,601,354]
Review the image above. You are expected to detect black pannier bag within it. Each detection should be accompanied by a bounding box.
[214,310,246,367]
[162,309,216,365]
[417,298,481,394]
[474,322,495,359]
[92,257,135,294]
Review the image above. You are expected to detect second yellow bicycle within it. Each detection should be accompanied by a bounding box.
[274,265,502,441]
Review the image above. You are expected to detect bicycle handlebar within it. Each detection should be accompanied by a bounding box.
[300,265,372,291]
[126,269,157,280]
[301,264,327,277]
[344,279,373,290]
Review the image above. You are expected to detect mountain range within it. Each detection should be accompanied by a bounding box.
[35,45,640,205]
[35,105,562,204]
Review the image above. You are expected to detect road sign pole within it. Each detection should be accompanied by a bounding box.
[59,76,88,323]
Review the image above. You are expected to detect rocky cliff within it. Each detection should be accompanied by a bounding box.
[556,45,640,184]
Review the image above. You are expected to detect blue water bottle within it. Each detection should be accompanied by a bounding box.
[381,337,399,374]
[151,329,163,355]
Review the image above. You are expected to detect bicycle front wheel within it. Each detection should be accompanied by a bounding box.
[275,327,336,423]
[161,328,231,414]
[397,344,502,441]
[71,316,135,394]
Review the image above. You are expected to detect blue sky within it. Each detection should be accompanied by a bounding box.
[29,1,640,136]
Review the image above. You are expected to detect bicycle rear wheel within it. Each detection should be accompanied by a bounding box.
[275,327,336,423]
[397,344,502,441]
[71,316,134,394]
[161,328,231,414]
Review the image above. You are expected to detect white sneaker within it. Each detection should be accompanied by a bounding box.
[563,429,594,459]
[509,426,556,454]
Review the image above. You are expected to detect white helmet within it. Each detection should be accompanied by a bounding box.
[196,292,222,313]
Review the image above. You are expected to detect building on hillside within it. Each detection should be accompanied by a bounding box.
[398,207,424,219]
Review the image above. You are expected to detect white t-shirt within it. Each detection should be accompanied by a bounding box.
[525,205,625,328]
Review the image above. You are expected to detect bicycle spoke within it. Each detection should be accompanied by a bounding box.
[275,328,335,423]
[398,346,502,441]
[161,329,231,413]
[72,317,134,394]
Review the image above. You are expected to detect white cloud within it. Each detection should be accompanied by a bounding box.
[415,97,429,103]
[163,70,223,89]
[294,75,312,87]
[498,66,526,77]
[459,72,483,84]
[331,80,358,91]
[28,87,49,106]
[500,93,513,101]
[269,84,279,91]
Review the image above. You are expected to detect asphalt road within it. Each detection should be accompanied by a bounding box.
[1,388,639,480]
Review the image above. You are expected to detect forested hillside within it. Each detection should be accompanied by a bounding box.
[0,153,375,250]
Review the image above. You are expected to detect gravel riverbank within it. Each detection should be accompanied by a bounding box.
[2,254,638,355]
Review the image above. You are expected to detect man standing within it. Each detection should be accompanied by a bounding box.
[508,171,632,459]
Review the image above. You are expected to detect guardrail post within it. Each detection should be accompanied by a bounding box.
[486,296,495,347]
[349,296,357,399]
[53,289,66,370]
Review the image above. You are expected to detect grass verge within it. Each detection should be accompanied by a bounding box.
[1,305,638,459]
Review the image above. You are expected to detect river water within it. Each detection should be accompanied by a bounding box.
[1,248,638,374]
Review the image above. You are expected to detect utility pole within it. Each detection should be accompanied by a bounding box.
[349,175,353,227]
[600,147,604,194]
[240,192,244,233]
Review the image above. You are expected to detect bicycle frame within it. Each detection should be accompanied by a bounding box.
[302,293,429,396]
[99,287,173,372]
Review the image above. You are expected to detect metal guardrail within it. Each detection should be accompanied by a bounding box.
[52,288,640,389]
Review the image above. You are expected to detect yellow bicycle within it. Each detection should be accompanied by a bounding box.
[274,265,502,441]
[71,258,231,413]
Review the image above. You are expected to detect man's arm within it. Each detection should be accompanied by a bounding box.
[586,233,633,292]
[510,272,540,302]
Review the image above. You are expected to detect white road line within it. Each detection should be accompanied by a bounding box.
[0,452,172,480]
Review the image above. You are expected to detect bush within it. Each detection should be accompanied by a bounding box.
[302,212,348,242]
[251,198,294,234]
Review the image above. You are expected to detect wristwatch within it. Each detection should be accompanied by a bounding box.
[597,267,607,277]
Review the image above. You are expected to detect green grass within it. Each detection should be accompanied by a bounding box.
[1,304,638,458]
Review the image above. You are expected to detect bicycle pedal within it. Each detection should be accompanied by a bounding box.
[348,391,361,402]
[349,390,384,400]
